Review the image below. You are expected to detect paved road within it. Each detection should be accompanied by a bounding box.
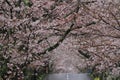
[44,73,91,80]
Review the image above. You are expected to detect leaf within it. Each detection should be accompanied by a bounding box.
[22,0,33,7]
[94,77,100,80]
[106,75,113,80]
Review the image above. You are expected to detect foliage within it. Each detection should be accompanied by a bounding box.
[0,0,120,79]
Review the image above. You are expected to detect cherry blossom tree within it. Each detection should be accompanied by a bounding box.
[0,0,120,79]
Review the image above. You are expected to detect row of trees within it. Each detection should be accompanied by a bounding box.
[0,0,120,80]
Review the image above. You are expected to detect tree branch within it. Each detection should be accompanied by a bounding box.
[38,23,74,55]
